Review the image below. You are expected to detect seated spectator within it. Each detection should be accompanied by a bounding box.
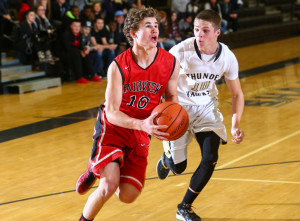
[0,0,12,21]
[51,0,70,31]
[91,17,117,78]
[114,10,129,54]
[15,10,37,65]
[81,20,102,82]
[35,4,58,64]
[168,11,182,44]
[179,13,193,39]
[37,0,50,18]
[79,4,93,26]
[0,0,16,42]
[102,0,121,24]
[62,5,80,31]
[57,20,99,83]
[69,0,88,12]
[157,10,176,51]
[81,21,93,48]
[91,2,104,21]
[186,0,203,19]
[204,0,228,34]
[220,0,238,32]
[107,20,120,56]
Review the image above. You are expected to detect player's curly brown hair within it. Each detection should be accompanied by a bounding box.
[123,7,160,46]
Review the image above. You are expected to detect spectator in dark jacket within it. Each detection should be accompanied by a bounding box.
[35,4,57,64]
[79,4,93,26]
[51,0,69,30]
[58,19,100,83]
[220,0,238,31]
[61,5,80,31]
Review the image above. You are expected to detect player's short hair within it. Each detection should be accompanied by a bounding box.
[195,10,221,30]
[123,7,160,46]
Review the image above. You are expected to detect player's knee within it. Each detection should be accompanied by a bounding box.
[173,160,187,174]
[118,191,140,204]
[202,154,218,167]
[96,181,118,200]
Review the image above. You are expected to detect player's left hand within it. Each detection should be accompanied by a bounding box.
[142,112,169,141]
[231,128,244,144]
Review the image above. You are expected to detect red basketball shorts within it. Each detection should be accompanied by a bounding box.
[90,106,150,192]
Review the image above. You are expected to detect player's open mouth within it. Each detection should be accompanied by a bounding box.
[151,36,157,42]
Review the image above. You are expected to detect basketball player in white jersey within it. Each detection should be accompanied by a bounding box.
[156,10,244,221]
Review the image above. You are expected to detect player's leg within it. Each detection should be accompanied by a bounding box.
[80,162,120,221]
[76,107,103,194]
[114,143,148,203]
[115,183,141,203]
[156,130,193,179]
[176,131,220,221]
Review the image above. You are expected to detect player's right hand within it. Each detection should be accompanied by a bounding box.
[142,112,169,141]
[231,127,244,144]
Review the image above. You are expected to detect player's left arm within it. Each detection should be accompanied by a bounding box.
[164,58,180,103]
[225,76,245,144]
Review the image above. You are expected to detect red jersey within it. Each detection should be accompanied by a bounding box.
[91,48,176,190]
[114,47,176,120]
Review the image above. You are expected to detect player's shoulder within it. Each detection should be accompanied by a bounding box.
[115,48,131,61]
[172,37,195,51]
[219,42,237,60]
[169,37,195,57]
[158,47,175,59]
[219,42,234,56]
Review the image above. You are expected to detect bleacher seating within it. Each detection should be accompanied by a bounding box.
[1,0,300,94]
[219,0,300,48]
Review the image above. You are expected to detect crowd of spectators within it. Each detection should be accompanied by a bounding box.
[0,0,243,83]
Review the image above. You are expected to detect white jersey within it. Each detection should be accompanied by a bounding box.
[169,37,239,106]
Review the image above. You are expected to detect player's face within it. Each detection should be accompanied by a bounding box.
[194,19,220,50]
[133,17,159,48]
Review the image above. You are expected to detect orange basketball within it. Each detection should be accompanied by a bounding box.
[152,102,189,141]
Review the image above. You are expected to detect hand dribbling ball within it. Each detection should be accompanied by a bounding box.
[152,102,189,141]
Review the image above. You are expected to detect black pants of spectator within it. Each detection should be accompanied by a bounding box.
[228,17,238,32]
[61,50,94,81]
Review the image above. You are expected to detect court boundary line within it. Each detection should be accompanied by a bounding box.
[1,160,299,206]
[216,130,300,169]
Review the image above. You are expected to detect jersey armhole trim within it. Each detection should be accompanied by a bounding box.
[169,56,176,80]
[214,42,222,62]
[114,59,125,84]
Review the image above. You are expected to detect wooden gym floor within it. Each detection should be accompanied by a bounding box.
[0,36,299,221]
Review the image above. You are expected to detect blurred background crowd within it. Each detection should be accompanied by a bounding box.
[0,0,243,83]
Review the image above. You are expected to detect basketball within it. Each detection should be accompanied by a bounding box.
[152,102,189,141]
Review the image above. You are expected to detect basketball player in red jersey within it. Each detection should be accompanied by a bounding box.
[76,7,180,221]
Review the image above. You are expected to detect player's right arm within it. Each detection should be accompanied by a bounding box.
[104,61,169,140]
